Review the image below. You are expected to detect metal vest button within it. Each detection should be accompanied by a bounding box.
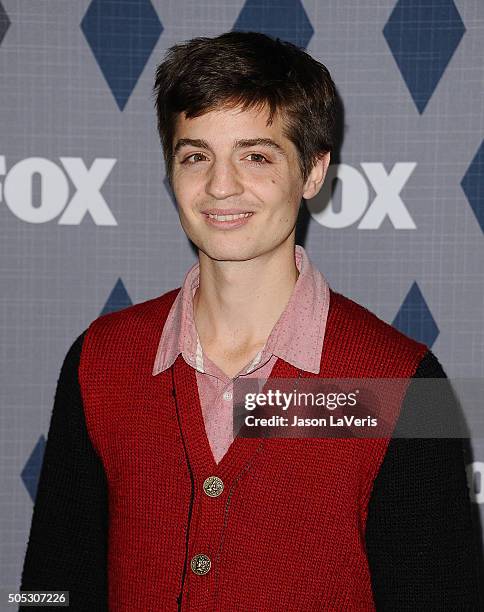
[190,553,211,575]
[203,475,224,497]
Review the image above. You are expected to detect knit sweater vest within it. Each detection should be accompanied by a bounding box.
[77,286,429,611]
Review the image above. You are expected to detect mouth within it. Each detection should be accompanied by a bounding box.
[201,211,255,229]
[204,212,254,221]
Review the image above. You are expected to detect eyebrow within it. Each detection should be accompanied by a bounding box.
[173,137,287,158]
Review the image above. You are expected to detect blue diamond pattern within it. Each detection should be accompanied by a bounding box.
[21,435,46,502]
[81,0,163,111]
[383,0,465,114]
[461,141,484,234]
[0,2,11,45]
[233,0,313,49]
[392,282,439,347]
[101,278,133,315]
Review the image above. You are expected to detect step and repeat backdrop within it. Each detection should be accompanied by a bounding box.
[1,0,483,599]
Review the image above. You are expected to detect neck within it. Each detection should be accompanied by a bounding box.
[193,238,299,351]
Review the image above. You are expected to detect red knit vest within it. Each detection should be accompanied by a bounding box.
[78,287,428,611]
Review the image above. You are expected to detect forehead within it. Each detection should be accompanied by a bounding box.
[173,104,289,144]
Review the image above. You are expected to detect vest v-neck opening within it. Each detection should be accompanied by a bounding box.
[171,353,304,484]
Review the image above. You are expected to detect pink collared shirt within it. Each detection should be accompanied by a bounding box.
[152,245,331,464]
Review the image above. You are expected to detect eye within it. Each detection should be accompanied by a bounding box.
[181,152,208,164]
[245,153,269,165]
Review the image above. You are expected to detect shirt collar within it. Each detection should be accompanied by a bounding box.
[152,245,330,376]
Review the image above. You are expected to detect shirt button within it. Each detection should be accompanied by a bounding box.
[223,390,233,400]
[190,553,211,575]
[203,476,224,498]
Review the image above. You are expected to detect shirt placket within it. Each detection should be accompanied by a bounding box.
[195,334,269,465]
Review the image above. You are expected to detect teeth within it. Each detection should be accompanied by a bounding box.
[207,212,253,221]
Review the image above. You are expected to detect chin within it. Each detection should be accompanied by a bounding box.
[198,242,260,262]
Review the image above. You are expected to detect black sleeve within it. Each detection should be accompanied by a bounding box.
[365,349,484,610]
[18,331,109,612]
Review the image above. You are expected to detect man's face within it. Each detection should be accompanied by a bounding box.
[170,104,329,262]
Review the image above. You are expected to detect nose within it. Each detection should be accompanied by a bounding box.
[205,158,244,199]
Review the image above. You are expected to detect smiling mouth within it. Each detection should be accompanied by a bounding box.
[205,212,254,221]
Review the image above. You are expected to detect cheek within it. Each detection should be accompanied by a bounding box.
[254,171,290,200]
[266,174,300,208]
[172,178,199,211]
[258,187,300,226]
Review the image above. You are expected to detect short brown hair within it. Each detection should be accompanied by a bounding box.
[153,31,339,184]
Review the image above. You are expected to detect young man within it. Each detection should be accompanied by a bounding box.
[20,32,482,610]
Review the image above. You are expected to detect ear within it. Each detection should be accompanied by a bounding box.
[302,152,331,200]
